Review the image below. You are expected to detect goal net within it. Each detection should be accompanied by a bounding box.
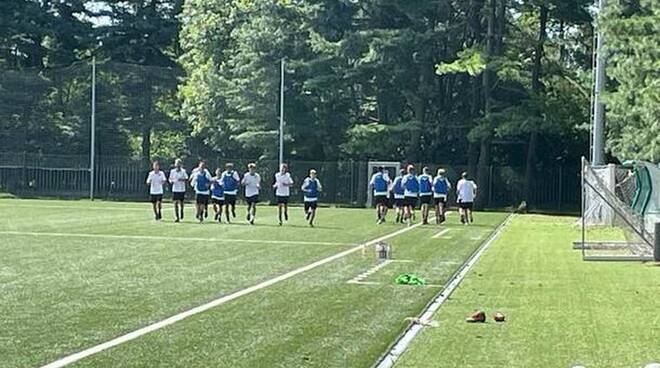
[578,157,658,261]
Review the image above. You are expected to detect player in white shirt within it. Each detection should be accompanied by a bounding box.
[146,161,167,221]
[241,163,261,225]
[273,163,294,226]
[190,161,213,223]
[168,158,188,222]
[456,172,478,225]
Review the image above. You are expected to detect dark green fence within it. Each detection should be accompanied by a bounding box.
[0,153,580,211]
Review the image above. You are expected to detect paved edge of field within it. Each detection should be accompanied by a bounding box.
[374,214,513,368]
[40,223,422,368]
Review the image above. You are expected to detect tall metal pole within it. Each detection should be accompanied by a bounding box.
[279,58,285,166]
[592,0,606,165]
[90,56,96,200]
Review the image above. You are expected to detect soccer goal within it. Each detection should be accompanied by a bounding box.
[366,161,400,207]
[577,157,660,261]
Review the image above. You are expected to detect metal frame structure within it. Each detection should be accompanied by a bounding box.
[579,157,658,261]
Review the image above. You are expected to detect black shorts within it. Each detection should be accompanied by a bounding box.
[404,196,418,207]
[434,196,447,205]
[224,194,237,205]
[304,201,318,212]
[196,194,210,205]
[420,195,433,205]
[276,196,289,204]
[172,192,185,201]
[394,197,405,207]
[150,194,163,203]
[459,201,474,210]
[374,195,387,205]
[246,195,259,204]
[212,197,224,205]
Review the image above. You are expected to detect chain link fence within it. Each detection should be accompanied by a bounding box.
[0,153,580,211]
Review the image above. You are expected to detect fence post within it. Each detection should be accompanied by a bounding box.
[654,222,660,262]
[488,165,493,207]
[558,166,563,212]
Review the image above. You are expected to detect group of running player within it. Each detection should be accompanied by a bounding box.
[146,160,322,226]
[369,164,477,226]
[146,160,477,227]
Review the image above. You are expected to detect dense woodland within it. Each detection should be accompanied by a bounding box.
[0,1,657,175]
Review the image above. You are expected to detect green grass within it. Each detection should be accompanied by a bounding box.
[0,199,506,367]
[395,215,660,368]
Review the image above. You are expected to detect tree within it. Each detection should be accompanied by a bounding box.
[603,0,660,161]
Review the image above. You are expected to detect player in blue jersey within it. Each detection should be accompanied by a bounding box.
[433,168,451,224]
[401,164,420,226]
[391,168,406,223]
[369,166,392,224]
[418,166,434,225]
[190,161,212,223]
[221,163,241,223]
[211,168,225,223]
[301,169,322,227]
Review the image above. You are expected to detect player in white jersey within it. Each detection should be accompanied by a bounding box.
[456,172,477,225]
[241,163,261,225]
[146,161,167,220]
[168,158,188,222]
[273,163,294,226]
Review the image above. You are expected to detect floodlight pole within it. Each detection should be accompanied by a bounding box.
[591,0,606,165]
[90,55,96,201]
[279,58,285,167]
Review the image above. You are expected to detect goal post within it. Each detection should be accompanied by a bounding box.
[578,157,658,261]
[366,161,400,207]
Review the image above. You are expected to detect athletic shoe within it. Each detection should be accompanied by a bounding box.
[305,211,311,221]
[174,218,180,223]
[250,218,255,225]
[232,208,236,218]
[284,212,288,221]
[469,215,474,223]
[493,312,506,322]
[465,311,486,323]
[204,210,208,218]
[246,213,251,221]
[279,221,283,226]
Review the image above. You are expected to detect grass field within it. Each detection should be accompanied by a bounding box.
[395,215,660,368]
[0,199,506,368]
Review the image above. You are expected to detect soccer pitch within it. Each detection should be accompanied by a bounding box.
[0,199,507,367]
[394,215,660,368]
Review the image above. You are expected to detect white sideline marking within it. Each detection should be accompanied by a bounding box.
[0,231,347,247]
[375,215,514,368]
[431,228,451,239]
[40,223,421,368]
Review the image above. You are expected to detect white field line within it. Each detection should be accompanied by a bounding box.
[40,223,422,368]
[375,214,514,368]
[0,231,348,247]
[431,228,451,239]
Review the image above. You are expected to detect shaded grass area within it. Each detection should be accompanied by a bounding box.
[395,215,660,368]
